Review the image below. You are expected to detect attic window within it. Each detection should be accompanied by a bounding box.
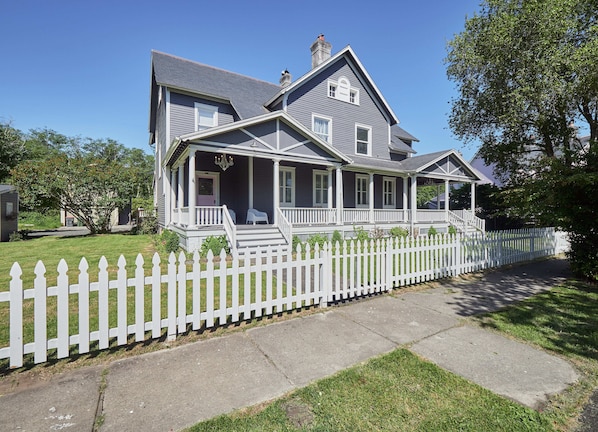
[195,102,218,131]
[327,77,359,105]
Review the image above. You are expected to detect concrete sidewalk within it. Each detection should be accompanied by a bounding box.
[0,258,578,432]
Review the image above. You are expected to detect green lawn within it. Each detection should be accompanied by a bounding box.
[187,278,598,432]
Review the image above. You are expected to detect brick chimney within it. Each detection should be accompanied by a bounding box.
[279,69,291,87]
[310,34,331,69]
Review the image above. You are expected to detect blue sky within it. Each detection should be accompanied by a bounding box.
[0,0,481,159]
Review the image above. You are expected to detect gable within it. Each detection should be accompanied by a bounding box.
[175,113,348,165]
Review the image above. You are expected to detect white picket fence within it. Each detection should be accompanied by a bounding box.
[0,228,560,368]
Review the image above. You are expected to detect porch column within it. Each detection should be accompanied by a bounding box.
[188,151,196,227]
[170,168,176,225]
[402,177,408,222]
[470,182,476,216]
[273,159,280,226]
[336,166,343,225]
[177,165,184,209]
[410,175,418,233]
[327,167,333,209]
[248,156,254,209]
[369,172,374,223]
[445,179,450,223]
[165,166,171,226]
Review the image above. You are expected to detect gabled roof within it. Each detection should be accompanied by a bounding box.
[392,125,419,142]
[171,110,352,165]
[265,46,399,125]
[400,149,484,181]
[151,51,281,120]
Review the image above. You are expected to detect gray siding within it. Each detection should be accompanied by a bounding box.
[169,92,236,142]
[285,58,391,161]
[156,94,167,226]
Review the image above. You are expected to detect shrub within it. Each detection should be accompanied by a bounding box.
[306,233,328,249]
[427,226,438,237]
[390,226,409,238]
[353,226,370,242]
[448,225,458,235]
[292,235,302,250]
[155,229,180,254]
[370,227,385,240]
[331,230,343,244]
[9,231,23,242]
[200,235,230,258]
[133,214,158,235]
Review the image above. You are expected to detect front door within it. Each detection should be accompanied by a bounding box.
[197,173,219,206]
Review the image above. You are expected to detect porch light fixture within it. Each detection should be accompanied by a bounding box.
[215,153,234,171]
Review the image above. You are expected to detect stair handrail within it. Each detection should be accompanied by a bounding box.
[276,208,292,245]
[222,205,237,252]
[449,210,485,233]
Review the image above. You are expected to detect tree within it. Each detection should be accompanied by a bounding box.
[0,122,24,182]
[446,0,598,279]
[10,128,154,233]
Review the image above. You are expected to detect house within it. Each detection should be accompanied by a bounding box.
[0,184,19,242]
[149,36,485,251]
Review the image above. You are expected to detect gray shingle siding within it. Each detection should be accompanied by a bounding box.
[169,92,236,142]
[285,58,391,160]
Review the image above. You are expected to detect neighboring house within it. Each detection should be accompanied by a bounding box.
[149,36,485,251]
[0,185,19,242]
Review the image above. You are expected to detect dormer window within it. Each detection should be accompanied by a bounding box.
[195,102,218,131]
[328,84,336,98]
[327,76,359,105]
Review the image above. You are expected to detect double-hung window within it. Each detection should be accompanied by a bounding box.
[195,103,218,131]
[355,124,371,156]
[279,167,295,207]
[356,174,369,207]
[313,170,329,207]
[312,114,331,143]
[383,177,396,208]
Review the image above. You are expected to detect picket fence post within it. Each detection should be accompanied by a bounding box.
[10,262,23,368]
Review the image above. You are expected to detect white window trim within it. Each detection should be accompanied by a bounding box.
[313,169,329,207]
[355,174,369,208]
[194,102,218,131]
[383,176,396,209]
[327,77,360,105]
[312,113,332,144]
[279,166,295,207]
[355,123,372,156]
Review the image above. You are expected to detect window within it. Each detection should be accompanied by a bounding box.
[195,103,218,131]
[312,114,332,143]
[356,174,369,207]
[327,76,359,105]
[313,170,329,207]
[356,124,371,155]
[383,177,396,208]
[279,167,295,206]
[328,84,336,98]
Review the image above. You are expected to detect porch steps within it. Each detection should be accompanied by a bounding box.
[235,225,288,250]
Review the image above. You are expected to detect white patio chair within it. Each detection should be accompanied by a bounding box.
[227,208,236,224]
[246,208,269,224]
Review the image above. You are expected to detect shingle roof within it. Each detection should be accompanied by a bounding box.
[0,184,16,194]
[399,150,450,171]
[151,51,281,120]
[391,125,419,142]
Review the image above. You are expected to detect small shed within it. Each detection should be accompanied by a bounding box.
[0,184,19,242]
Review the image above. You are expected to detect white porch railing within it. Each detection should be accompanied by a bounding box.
[343,209,371,223]
[196,206,224,225]
[276,208,292,244]
[281,207,337,225]
[372,209,407,223]
[415,209,449,223]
